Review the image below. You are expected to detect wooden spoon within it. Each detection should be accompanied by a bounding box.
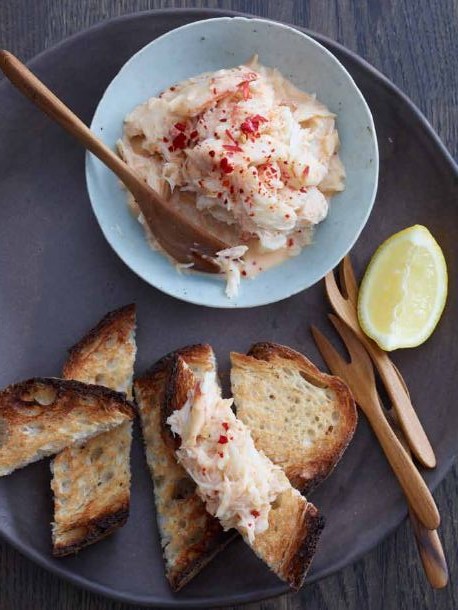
[0,50,228,273]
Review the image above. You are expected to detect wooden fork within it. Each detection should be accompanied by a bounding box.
[325,260,436,468]
[339,256,448,588]
[311,315,440,530]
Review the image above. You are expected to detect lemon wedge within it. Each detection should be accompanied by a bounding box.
[358,225,448,351]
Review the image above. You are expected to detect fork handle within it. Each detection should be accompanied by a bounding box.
[364,399,440,530]
[408,506,448,587]
[364,339,436,469]
[385,377,448,588]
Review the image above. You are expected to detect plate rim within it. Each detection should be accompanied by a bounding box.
[0,7,456,608]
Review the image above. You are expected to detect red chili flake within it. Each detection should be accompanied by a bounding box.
[229,186,234,194]
[220,118,227,122]
[285,214,290,219]
[212,87,217,94]
[190,130,198,139]
[220,157,234,174]
[222,422,229,431]
[299,187,308,193]
[170,86,176,91]
[224,130,243,151]
[223,144,243,153]
[218,435,229,444]
[217,192,222,198]
[168,146,173,152]
[288,238,294,247]
[209,150,216,158]
[239,188,244,194]
[241,270,247,276]
[251,510,260,518]
[238,80,251,100]
[202,467,206,475]
[302,165,310,177]
[171,132,187,150]
[240,114,268,135]
[174,122,186,132]
[225,129,237,143]
[162,137,169,143]
[218,452,224,458]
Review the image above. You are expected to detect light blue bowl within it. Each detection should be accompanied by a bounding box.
[86,17,379,308]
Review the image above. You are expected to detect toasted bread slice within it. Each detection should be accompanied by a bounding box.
[134,345,235,591]
[0,378,133,477]
[62,304,136,398]
[51,304,137,557]
[165,354,324,590]
[230,342,357,493]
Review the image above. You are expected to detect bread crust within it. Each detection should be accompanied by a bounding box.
[231,342,357,493]
[52,502,130,557]
[0,377,134,419]
[283,501,325,589]
[162,355,195,450]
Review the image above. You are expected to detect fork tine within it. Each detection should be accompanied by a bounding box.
[324,268,347,313]
[339,255,359,303]
[327,314,376,380]
[311,325,348,378]
[338,260,349,299]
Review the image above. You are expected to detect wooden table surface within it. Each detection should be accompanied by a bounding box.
[0,1,456,609]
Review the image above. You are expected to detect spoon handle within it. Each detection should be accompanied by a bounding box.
[0,50,147,200]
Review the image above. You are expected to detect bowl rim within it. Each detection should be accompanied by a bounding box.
[85,15,379,309]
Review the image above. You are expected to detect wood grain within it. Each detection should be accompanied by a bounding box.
[0,1,457,609]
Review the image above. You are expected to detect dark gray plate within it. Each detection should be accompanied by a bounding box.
[0,8,456,609]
